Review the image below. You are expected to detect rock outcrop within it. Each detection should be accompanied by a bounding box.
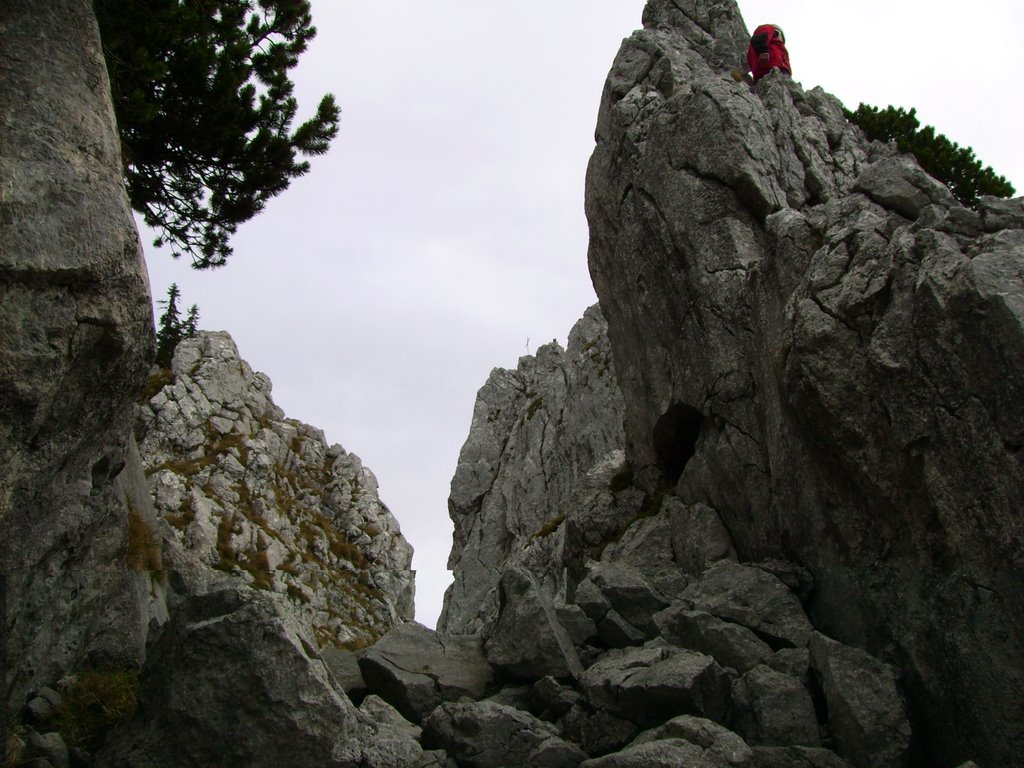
[137,331,415,647]
[435,1,1022,765]
[440,305,627,633]
[97,588,447,768]
[427,305,911,766]
[583,0,1024,764]
[0,0,155,711]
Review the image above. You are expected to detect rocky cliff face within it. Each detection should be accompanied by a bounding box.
[440,306,626,634]
[582,0,1024,765]
[0,0,155,710]
[137,331,415,646]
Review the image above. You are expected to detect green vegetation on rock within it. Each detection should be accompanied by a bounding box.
[845,103,1015,207]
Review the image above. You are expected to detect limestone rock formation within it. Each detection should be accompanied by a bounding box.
[136,331,415,646]
[356,621,494,723]
[0,0,155,710]
[97,588,443,768]
[433,0,1022,764]
[584,0,1024,764]
[440,304,627,633]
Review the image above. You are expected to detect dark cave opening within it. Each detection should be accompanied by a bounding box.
[652,402,704,486]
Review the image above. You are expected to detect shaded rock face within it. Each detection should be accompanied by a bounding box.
[137,331,415,646]
[0,0,155,708]
[585,0,1024,764]
[98,588,442,768]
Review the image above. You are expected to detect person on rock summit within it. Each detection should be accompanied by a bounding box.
[747,23,791,83]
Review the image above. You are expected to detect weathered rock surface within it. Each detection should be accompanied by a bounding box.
[579,738,706,768]
[137,331,415,646]
[7,1,1019,766]
[422,700,587,768]
[98,588,357,766]
[633,715,754,765]
[731,663,821,748]
[344,539,906,767]
[679,561,813,650]
[2,10,417,764]
[809,632,911,768]
[484,567,584,681]
[581,645,731,727]
[98,588,436,768]
[440,305,628,633]
[357,621,494,723]
[0,0,156,712]
[585,0,1024,763]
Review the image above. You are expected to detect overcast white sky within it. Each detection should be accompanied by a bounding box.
[143,1,1024,629]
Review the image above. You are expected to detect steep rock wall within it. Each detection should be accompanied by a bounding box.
[0,0,155,709]
[585,0,1024,764]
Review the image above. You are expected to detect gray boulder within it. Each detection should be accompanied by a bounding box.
[765,648,812,681]
[559,705,640,757]
[98,589,360,767]
[556,603,599,646]
[809,633,910,768]
[599,513,675,570]
[580,646,731,727]
[680,562,812,649]
[667,500,738,574]
[323,646,368,700]
[853,156,956,220]
[359,694,423,742]
[597,609,647,649]
[634,715,754,765]
[654,607,774,673]
[583,561,669,636]
[484,567,583,681]
[358,622,494,723]
[422,700,586,768]
[579,738,708,768]
[731,664,820,748]
[533,676,584,718]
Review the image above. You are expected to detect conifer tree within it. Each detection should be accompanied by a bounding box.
[95,0,339,269]
[155,284,200,368]
[845,104,1014,207]
[183,304,201,338]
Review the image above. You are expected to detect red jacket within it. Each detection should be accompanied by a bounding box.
[747,24,791,83]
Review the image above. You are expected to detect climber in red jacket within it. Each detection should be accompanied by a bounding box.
[747,24,791,83]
